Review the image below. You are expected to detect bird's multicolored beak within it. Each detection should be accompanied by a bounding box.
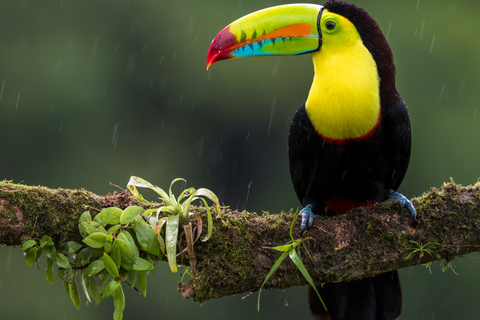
[206,4,323,69]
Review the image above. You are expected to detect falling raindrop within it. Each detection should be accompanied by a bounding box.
[267,97,276,135]
[474,108,477,118]
[196,138,204,157]
[15,93,20,110]
[245,180,253,203]
[56,61,62,71]
[439,85,445,100]
[245,131,250,142]
[416,0,420,10]
[59,122,63,133]
[112,122,120,148]
[419,20,425,41]
[386,22,392,40]
[429,34,436,54]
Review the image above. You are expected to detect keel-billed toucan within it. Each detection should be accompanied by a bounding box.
[207,1,416,319]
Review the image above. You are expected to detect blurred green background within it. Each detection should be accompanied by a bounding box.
[1,0,479,319]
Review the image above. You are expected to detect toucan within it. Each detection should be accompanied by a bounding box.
[207,1,416,319]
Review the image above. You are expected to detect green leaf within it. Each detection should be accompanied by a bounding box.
[114,310,123,320]
[45,258,54,284]
[133,218,160,257]
[79,211,92,238]
[132,257,154,271]
[114,238,134,267]
[85,276,98,302]
[83,232,109,248]
[113,285,125,320]
[265,243,294,252]
[177,187,196,203]
[22,240,37,251]
[107,224,122,235]
[58,267,74,283]
[166,214,180,273]
[68,279,81,309]
[81,221,108,235]
[257,250,290,311]
[62,280,70,294]
[137,271,147,297]
[196,197,213,242]
[104,240,112,253]
[142,208,157,217]
[128,270,137,289]
[66,241,84,254]
[103,252,120,278]
[39,235,54,248]
[127,176,170,201]
[85,259,105,277]
[106,280,120,298]
[98,273,114,305]
[289,248,326,311]
[44,245,57,260]
[56,253,71,269]
[111,242,121,267]
[120,206,143,225]
[74,247,93,268]
[26,247,38,266]
[80,211,93,223]
[35,247,44,263]
[118,231,139,258]
[79,271,92,304]
[94,207,123,226]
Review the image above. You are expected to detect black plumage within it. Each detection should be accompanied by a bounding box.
[287,1,411,319]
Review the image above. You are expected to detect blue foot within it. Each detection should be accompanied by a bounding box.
[300,204,316,233]
[388,189,417,224]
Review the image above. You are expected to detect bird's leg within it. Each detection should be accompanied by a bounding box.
[387,189,417,224]
[300,204,317,233]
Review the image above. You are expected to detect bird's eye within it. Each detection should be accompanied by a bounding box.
[325,20,337,31]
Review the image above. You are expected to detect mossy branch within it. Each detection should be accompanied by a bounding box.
[1,179,480,303]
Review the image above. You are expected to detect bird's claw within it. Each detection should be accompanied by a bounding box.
[388,189,417,225]
[300,204,316,234]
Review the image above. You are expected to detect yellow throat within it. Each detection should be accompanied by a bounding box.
[305,12,380,142]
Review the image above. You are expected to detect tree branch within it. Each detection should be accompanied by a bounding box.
[1,179,480,303]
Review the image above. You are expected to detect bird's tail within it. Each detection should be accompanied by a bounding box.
[309,270,402,320]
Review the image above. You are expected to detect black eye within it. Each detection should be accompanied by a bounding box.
[325,20,337,31]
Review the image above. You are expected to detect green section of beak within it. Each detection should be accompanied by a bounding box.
[207,4,323,69]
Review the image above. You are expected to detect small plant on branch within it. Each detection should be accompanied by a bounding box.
[257,209,326,312]
[21,176,220,320]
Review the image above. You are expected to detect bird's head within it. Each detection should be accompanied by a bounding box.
[206,0,395,96]
[206,0,398,141]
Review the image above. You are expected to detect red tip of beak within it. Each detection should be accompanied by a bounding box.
[206,26,238,70]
